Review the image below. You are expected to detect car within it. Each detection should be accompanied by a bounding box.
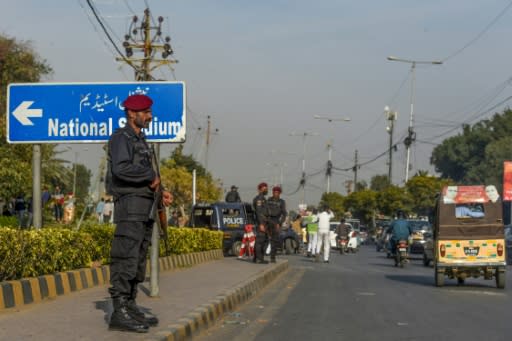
[359,225,369,244]
[188,201,256,256]
[329,222,339,248]
[407,219,432,254]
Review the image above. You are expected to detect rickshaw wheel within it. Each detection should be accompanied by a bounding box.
[435,267,445,287]
[496,269,506,289]
[457,277,465,285]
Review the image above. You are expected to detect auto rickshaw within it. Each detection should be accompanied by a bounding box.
[423,185,506,288]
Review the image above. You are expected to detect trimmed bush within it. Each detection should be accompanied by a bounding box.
[0,224,222,281]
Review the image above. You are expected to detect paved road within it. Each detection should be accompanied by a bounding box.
[196,245,512,341]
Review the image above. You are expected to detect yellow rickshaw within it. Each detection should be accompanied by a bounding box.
[424,185,506,288]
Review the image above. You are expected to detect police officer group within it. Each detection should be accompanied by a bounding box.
[252,182,287,264]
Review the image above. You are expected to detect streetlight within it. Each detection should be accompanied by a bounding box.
[387,56,442,183]
[313,115,351,122]
[314,115,351,193]
[289,131,319,205]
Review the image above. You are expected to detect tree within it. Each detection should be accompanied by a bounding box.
[370,174,390,191]
[376,185,412,217]
[431,108,512,186]
[0,35,69,201]
[319,192,345,219]
[344,189,377,224]
[406,175,449,217]
[160,145,221,208]
[355,180,368,191]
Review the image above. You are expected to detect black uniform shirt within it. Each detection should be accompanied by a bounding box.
[253,193,268,225]
[267,197,287,225]
[108,124,156,224]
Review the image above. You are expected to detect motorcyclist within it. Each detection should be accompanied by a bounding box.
[388,210,412,256]
[335,218,350,241]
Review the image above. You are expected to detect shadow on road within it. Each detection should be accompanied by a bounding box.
[385,274,433,287]
[94,299,111,324]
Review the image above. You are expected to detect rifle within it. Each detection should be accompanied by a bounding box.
[149,144,170,255]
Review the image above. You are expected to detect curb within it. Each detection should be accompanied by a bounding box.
[0,249,224,311]
[146,260,289,341]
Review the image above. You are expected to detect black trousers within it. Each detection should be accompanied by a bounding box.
[109,221,153,300]
[253,229,268,261]
[267,220,280,259]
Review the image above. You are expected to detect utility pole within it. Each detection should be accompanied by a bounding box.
[290,131,318,205]
[385,106,397,184]
[352,150,359,192]
[387,56,442,183]
[118,8,178,80]
[116,7,177,297]
[326,141,333,193]
[204,115,218,173]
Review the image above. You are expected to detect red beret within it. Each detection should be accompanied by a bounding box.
[257,182,268,190]
[122,94,153,111]
[272,186,282,193]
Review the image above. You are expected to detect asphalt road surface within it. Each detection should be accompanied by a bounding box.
[196,245,512,341]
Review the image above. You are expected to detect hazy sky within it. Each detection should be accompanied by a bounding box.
[3,0,512,209]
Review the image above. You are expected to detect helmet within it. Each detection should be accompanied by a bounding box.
[396,210,405,219]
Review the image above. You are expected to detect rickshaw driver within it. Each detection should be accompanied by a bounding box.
[389,210,413,255]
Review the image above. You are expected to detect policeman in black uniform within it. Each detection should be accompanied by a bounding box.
[252,182,269,264]
[107,94,172,333]
[225,185,241,202]
[267,186,287,263]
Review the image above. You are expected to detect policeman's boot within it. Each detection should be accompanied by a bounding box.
[127,287,159,326]
[109,297,149,333]
[126,298,159,326]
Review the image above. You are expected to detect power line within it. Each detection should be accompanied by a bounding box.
[84,0,141,76]
[426,95,512,141]
[442,1,512,63]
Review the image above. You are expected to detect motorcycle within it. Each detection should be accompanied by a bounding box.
[337,236,348,254]
[395,239,408,267]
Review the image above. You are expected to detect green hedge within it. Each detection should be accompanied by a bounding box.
[0,225,222,281]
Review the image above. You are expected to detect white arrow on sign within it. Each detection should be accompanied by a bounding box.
[13,101,43,126]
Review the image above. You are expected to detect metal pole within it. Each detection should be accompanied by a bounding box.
[192,169,197,206]
[72,152,77,196]
[388,118,394,183]
[279,163,284,188]
[353,150,358,191]
[149,143,160,297]
[386,107,396,183]
[302,133,306,205]
[327,142,332,193]
[32,144,42,229]
[404,62,416,183]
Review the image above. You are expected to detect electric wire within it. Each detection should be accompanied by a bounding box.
[442,0,512,63]
[85,0,143,77]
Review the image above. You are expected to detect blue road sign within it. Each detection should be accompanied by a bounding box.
[7,81,186,143]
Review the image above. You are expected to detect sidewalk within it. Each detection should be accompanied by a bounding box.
[0,257,288,341]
